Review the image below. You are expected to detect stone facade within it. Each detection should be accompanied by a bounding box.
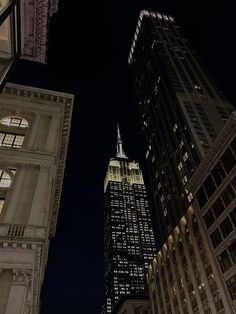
[20,0,59,63]
[147,113,236,313]
[0,0,58,90]
[113,296,151,314]
[0,83,73,313]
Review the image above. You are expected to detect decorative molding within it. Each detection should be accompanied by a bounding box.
[2,84,74,107]
[13,269,32,286]
[20,0,58,63]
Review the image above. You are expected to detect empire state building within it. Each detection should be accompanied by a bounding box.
[103,126,156,313]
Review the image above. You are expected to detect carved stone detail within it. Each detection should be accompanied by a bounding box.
[13,269,32,286]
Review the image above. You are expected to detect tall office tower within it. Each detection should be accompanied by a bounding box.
[103,126,156,313]
[0,0,58,90]
[0,83,73,313]
[147,113,236,313]
[128,10,235,241]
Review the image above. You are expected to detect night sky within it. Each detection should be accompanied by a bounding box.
[9,1,235,313]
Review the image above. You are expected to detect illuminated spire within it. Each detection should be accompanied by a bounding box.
[116,124,127,158]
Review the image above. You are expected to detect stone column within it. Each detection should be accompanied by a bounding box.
[45,115,59,152]
[4,164,27,224]
[5,269,31,314]
[28,165,49,227]
[27,114,41,148]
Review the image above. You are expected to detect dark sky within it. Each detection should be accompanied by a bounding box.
[9,1,235,313]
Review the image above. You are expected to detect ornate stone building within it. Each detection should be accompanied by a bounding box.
[0,83,73,313]
[0,0,58,89]
[147,113,236,313]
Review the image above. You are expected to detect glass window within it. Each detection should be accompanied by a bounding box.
[0,169,11,187]
[0,116,29,128]
[220,217,233,238]
[221,149,236,174]
[203,210,215,228]
[203,175,216,198]
[212,162,226,187]
[212,197,224,218]
[210,228,222,248]
[232,177,236,190]
[230,208,236,227]
[218,250,232,272]
[228,240,236,263]
[227,275,236,300]
[221,185,235,207]
[230,138,236,155]
[0,132,24,148]
[213,292,224,311]
[196,187,207,209]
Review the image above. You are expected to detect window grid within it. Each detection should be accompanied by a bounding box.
[0,170,11,187]
[0,132,24,148]
[0,116,28,128]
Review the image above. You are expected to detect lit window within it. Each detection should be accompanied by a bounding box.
[173,124,178,132]
[0,116,28,128]
[0,170,11,187]
[182,176,188,185]
[164,208,168,217]
[187,192,193,202]
[0,132,24,148]
[178,162,183,171]
[183,152,188,161]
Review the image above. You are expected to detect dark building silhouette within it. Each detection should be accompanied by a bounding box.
[103,126,156,313]
[128,10,235,242]
[129,10,236,314]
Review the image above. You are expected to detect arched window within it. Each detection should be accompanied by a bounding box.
[0,170,11,188]
[0,116,28,148]
[0,116,29,128]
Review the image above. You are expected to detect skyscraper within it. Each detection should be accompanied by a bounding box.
[103,126,156,313]
[129,10,236,313]
[128,10,235,241]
